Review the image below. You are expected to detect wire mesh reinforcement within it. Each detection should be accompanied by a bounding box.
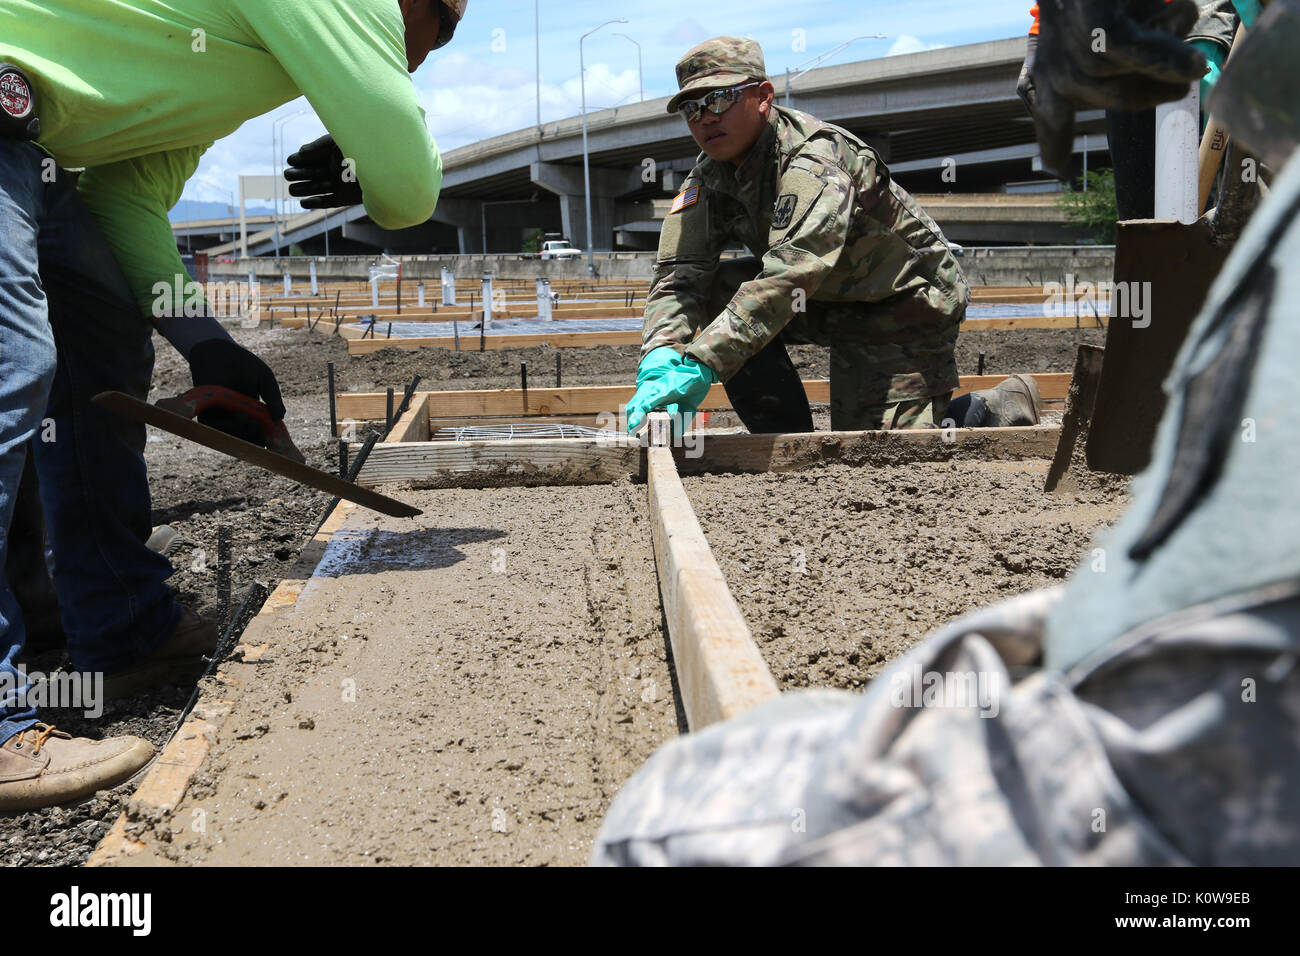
[431,423,612,441]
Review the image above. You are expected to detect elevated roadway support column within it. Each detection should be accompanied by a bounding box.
[531,161,623,253]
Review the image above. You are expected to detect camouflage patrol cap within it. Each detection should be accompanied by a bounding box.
[666,36,768,114]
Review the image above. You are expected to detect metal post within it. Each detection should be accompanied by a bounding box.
[580,19,627,276]
[614,34,643,103]
[283,270,291,296]
[418,282,426,308]
[452,314,461,351]
[216,525,231,632]
[535,0,542,131]
[310,259,318,295]
[441,267,456,306]
[386,387,395,435]
[556,352,562,388]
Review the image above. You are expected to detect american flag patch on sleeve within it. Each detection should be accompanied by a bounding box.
[669,186,700,214]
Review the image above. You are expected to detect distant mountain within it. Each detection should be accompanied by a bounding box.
[170,199,277,222]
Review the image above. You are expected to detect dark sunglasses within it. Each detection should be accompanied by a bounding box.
[678,82,761,122]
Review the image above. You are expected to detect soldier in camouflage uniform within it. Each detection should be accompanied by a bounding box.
[629,37,969,433]
[595,4,1300,866]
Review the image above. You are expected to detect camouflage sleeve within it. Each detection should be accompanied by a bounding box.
[640,181,725,359]
[593,584,1300,866]
[685,158,852,381]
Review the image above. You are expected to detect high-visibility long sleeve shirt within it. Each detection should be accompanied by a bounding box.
[0,0,441,318]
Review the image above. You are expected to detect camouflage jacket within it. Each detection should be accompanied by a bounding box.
[642,105,969,381]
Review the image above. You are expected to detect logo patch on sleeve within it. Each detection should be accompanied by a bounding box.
[670,186,700,214]
[771,193,798,229]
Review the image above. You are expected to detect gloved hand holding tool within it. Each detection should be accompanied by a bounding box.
[186,338,295,454]
[1033,0,1208,175]
[283,134,364,209]
[625,346,718,434]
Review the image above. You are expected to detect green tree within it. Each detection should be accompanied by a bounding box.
[521,228,544,254]
[1056,168,1118,243]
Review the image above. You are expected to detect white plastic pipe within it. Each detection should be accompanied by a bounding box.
[481,273,494,325]
[1154,84,1200,223]
[536,278,553,320]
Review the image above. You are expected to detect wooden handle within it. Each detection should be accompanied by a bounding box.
[1198,23,1247,213]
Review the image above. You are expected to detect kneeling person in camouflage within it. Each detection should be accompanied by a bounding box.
[626,37,968,434]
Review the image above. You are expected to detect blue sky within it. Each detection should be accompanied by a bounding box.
[182,0,1035,209]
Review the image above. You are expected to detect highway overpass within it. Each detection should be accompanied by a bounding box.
[191,37,1109,259]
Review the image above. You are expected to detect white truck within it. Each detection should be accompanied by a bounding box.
[538,239,583,260]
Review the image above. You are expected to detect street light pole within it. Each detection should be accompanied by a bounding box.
[784,36,886,107]
[580,18,627,276]
[271,109,306,264]
[613,33,643,103]
[535,0,541,131]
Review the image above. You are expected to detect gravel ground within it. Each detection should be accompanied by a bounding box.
[3,320,1103,866]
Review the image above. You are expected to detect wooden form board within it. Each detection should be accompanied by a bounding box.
[963,315,1106,331]
[346,329,642,354]
[337,374,1070,424]
[646,415,780,730]
[350,423,1062,485]
[273,304,643,326]
[387,392,431,443]
[357,436,643,488]
[336,321,1100,353]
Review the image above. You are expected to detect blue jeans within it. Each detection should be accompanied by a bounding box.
[0,140,180,744]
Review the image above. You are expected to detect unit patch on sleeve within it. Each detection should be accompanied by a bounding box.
[669,185,700,214]
[771,193,798,229]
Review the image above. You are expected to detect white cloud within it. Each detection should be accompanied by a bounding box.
[419,58,642,151]
[886,34,948,57]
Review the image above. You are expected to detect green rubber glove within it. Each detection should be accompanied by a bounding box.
[634,345,683,387]
[1189,38,1226,114]
[626,348,719,434]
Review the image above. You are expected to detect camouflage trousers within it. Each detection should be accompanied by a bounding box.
[593,580,1300,866]
[709,259,961,432]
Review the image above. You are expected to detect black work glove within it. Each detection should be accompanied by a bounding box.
[283,134,364,209]
[188,339,287,446]
[1017,33,1039,115]
[1034,0,1207,176]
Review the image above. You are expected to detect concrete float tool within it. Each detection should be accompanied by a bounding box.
[1084,21,1250,477]
[93,388,421,519]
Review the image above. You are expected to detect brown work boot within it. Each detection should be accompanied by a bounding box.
[102,607,220,700]
[0,724,154,812]
[971,374,1043,426]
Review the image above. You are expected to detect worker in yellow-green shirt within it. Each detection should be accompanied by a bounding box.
[0,0,465,812]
